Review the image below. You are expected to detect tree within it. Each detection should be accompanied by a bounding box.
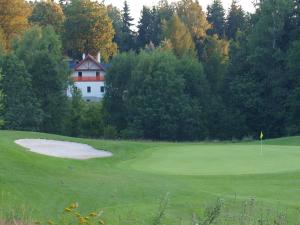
[201,35,229,92]
[107,5,123,51]
[137,6,154,49]
[120,1,135,51]
[163,15,196,57]
[0,68,4,128]
[65,87,84,137]
[0,0,31,50]
[81,102,104,137]
[1,55,42,130]
[286,41,300,134]
[207,0,226,38]
[176,55,209,140]
[64,0,117,61]
[126,50,187,140]
[29,0,65,33]
[103,52,137,132]
[176,0,210,40]
[226,0,246,40]
[13,26,70,133]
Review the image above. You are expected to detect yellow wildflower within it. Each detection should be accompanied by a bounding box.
[99,219,105,225]
[84,216,89,220]
[79,216,88,224]
[70,202,79,209]
[89,212,97,217]
[75,212,81,217]
[47,220,54,225]
[64,207,72,213]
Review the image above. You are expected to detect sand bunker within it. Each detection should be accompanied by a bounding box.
[15,139,112,160]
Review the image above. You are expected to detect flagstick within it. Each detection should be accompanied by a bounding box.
[260,138,263,155]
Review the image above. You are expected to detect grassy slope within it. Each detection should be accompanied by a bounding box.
[1,131,300,224]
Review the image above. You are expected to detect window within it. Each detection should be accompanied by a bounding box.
[78,71,82,77]
[87,86,91,93]
[100,86,105,93]
[96,71,100,76]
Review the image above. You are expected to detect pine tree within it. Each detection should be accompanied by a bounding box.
[120,1,135,51]
[226,0,246,40]
[137,6,153,49]
[207,0,226,38]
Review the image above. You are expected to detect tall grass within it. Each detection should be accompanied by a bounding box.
[1,195,299,225]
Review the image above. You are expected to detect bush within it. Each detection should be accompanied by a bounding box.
[103,125,118,139]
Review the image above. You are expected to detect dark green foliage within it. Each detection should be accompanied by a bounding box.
[207,0,226,38]
[103,51,136,132]
[119,1,136,52]
[65,87,84,137]
[1,55,42,130]
[107,5,123,50]
[104,50,209,140]
[81,102,104,137]
[127,51,186,140]
[225,0,246,40]
[137,7,156,49]
[13,26,70,133]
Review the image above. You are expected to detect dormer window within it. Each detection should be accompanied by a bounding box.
[78,71,82,77]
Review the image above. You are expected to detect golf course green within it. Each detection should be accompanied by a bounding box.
[1,131,300,224]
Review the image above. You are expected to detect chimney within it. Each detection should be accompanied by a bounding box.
[97,52,101,63]
[82,53,86,60]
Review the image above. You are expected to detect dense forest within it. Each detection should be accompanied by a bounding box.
[0,0,299,141]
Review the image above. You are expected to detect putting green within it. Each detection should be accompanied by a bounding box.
[126,144,300,175]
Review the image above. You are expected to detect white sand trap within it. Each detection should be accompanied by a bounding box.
[15,139,112,160]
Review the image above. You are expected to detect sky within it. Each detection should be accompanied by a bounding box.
[104,0,256,26]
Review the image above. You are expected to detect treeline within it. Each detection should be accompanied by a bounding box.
[0,0,299,140]
[104,0,300,140]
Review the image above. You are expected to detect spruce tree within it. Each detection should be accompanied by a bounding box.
[137,6,153,49]
[225,0,246,40]
[120,1,135,51]
[207,0,226,38]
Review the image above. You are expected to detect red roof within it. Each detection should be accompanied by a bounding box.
[74,76,105,82]
[74,54,105,71]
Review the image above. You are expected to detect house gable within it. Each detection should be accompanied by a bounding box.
[75,54,105,71]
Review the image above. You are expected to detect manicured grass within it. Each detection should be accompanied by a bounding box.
[1,131,300,224]
[125,144,300,175]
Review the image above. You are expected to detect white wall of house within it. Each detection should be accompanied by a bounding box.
[67,81,105,101]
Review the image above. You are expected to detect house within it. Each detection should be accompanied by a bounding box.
[67,53,106,102]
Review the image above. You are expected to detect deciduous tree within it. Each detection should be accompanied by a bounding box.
[29,0,65,33]
[163,15,196,57]
[64,0,117,61]
[0,0,31,50]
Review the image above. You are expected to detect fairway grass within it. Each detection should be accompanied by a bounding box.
[1,131,300,224]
